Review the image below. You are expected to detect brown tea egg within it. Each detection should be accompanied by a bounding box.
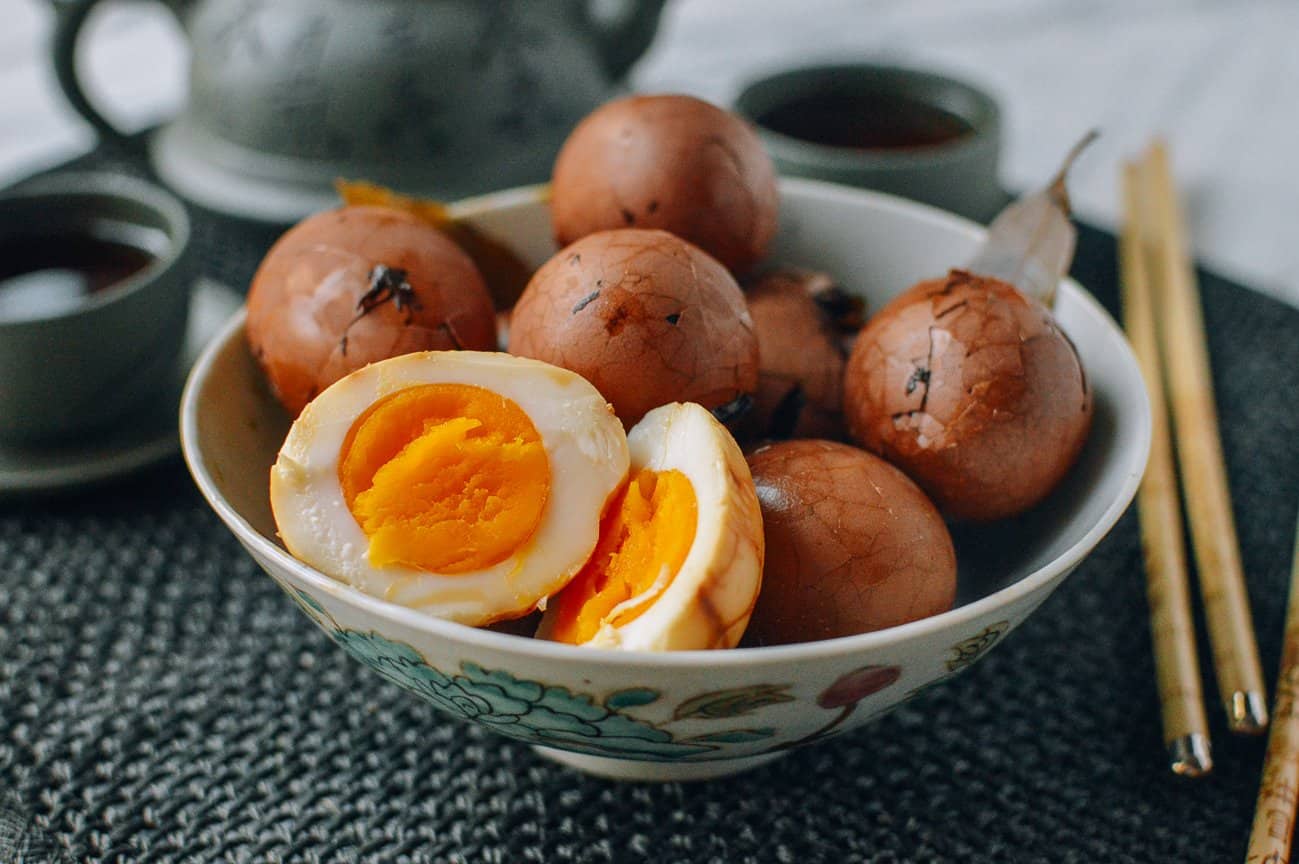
[550,94,779,275]
[538,402,764,651]
[247,205,496,415]
[508,228,759,428]
[744,268,864,440]
[743,440,956,645]
[270,350,629,626]
[843,269,1092,522]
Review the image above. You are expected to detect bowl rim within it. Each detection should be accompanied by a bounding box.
[181,178,1151,670]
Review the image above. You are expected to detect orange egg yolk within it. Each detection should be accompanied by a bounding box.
[338,383,550,574]
[548,469,697,644]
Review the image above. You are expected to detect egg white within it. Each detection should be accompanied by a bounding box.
[539,402,765,650]
[270,350,629,625]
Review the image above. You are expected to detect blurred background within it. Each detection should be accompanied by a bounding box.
[4,0,1295,303]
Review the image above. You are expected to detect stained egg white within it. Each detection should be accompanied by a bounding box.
[539,402,766,651]
[269,350,629,626]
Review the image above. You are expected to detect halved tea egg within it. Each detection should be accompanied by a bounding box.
[538,402,764,651]
[270,351,629,626]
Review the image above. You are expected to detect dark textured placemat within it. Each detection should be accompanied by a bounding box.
[3,147,1298,864]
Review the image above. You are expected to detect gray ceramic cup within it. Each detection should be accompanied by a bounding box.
[0,173,192,443]
[735,64,1004,223]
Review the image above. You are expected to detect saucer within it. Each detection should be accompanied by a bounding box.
[0,279,243,496]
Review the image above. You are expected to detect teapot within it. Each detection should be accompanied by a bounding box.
[53,0,666,222]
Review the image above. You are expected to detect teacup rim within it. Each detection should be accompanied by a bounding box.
[0,171,191,328]
[181,179,1150,670]
[732,62,1001,171]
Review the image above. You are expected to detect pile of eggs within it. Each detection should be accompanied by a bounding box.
[247,94,1092,652]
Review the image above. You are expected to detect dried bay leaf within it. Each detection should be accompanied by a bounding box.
[966,130,1099,307]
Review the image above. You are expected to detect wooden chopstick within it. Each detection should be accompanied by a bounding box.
[1142,140,1268,734]
[1120,160,1212,776]
[1245,511,1299,862]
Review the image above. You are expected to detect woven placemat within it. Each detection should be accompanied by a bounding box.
[2,148,1297,863]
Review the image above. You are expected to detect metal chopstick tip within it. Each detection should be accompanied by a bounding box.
[1230,690,1270,734]
[1168,733,1213,778]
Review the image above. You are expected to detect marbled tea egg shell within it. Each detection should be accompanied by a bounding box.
[247,205,496,416]
[507,228,759,428]
[843,269,1092,522]
[743,440,956,646]
[744,268,863,440]
[551,94,778,275]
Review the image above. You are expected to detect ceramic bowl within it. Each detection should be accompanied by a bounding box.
[180,179,1149,782]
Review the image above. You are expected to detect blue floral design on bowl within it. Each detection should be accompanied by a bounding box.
[330,626,713,761]
[289,590,1017,766]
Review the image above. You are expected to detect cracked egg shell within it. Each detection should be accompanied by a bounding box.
[743,440,956,646]
[538,402,764,651]
[507,228,759,428]
[247,205,496,416]
[843,269,1092,522]
[744,268,863,440]
[551,94,778,275]
[269,350,629,627]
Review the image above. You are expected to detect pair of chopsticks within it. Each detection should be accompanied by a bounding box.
[1123,140,1299,863]
[1119,141,1267,779]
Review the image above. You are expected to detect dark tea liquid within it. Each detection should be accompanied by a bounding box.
[756,89,975,151]
[0,231,157,321]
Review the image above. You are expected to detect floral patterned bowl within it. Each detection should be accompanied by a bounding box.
[180,179,1150,781]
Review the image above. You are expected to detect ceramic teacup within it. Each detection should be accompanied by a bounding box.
[735,64,1004,222]
[0,173,192,443]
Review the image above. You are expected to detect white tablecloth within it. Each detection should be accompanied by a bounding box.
[5,0,1296,306]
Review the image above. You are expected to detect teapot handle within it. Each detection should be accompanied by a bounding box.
[575,0,667,81]
[50,0,184,151]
